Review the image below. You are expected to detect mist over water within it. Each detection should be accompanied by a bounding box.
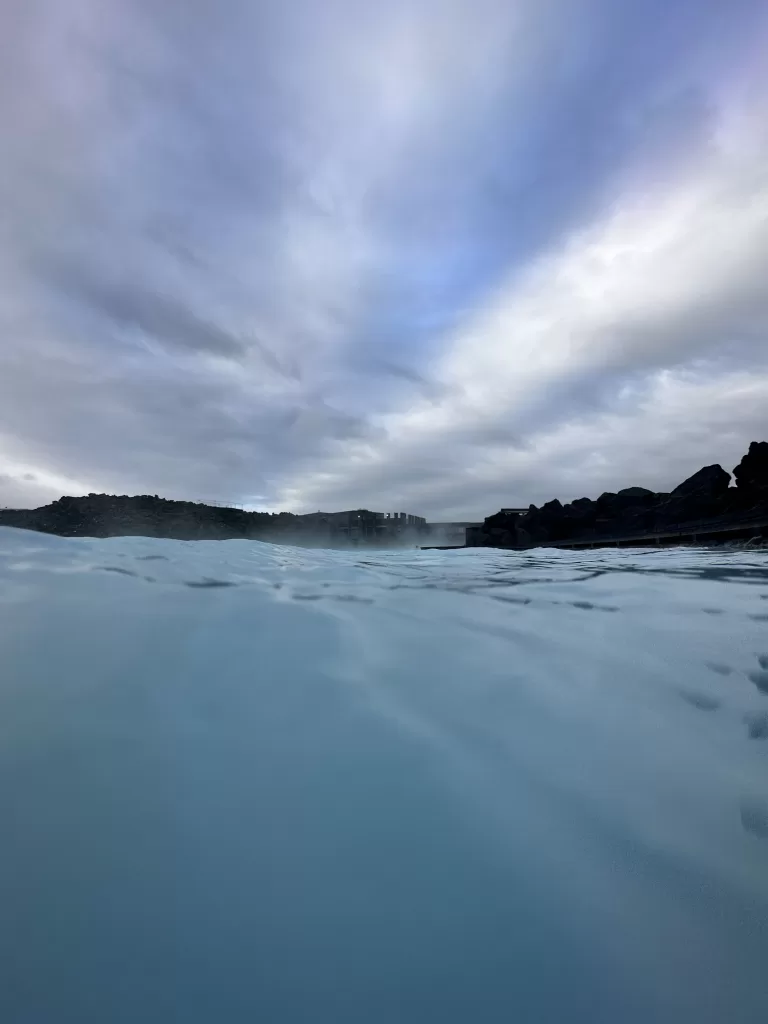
[1,527,767,1023]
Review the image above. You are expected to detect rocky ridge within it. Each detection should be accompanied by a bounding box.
[476,442,768,549]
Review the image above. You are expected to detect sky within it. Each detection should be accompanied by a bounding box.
[0,0,767,519]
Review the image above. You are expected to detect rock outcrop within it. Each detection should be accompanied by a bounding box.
[733,441,768,497]
[0,493,306,542]
[473,442,768,549]
[670,464,731,499]
[0,494,423,547]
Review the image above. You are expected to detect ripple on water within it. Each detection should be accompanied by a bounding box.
[1,530,768,1022]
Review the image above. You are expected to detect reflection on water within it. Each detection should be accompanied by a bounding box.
[1,527,767,1023]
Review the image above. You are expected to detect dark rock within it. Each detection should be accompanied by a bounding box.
[517,498,578,543]
[617,508,656,534]
[653,495,698,528]
[0,499,426,548]
[562,499,596,527]
[618,486,656,501]
[595,488,659,521]
[516,516,551,544]
[733,441,768,495]
[655,464,734,524]
[483,511,513,529]
[596,491,618,509]
[1,494,305,544]
[671,464,730,500]
[459,442,767,551]
[573,526,598,541]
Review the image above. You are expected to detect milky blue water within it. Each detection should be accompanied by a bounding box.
[1,527,768,1023]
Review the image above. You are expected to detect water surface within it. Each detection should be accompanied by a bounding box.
[1,527,767,1023]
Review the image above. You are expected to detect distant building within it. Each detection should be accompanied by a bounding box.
[296,509,427,545]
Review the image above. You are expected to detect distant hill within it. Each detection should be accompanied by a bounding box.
[0,493,301,542]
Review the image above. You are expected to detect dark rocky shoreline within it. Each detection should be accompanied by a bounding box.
[473,441,768,549]
[1,441,767,549]
[0,494,308,542]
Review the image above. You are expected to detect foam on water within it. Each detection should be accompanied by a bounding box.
[1,526,767,1023]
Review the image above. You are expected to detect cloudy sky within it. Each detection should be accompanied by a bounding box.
[1,0,767,518]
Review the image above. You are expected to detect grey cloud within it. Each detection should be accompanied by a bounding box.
[44,261,245,359]
[0,472,54,510]
[1,0,768,517]
[0,318,379,508]
[280,397,767,521]
[374,362,454,403]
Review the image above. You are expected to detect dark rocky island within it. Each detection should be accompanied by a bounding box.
[471,441,768,549]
